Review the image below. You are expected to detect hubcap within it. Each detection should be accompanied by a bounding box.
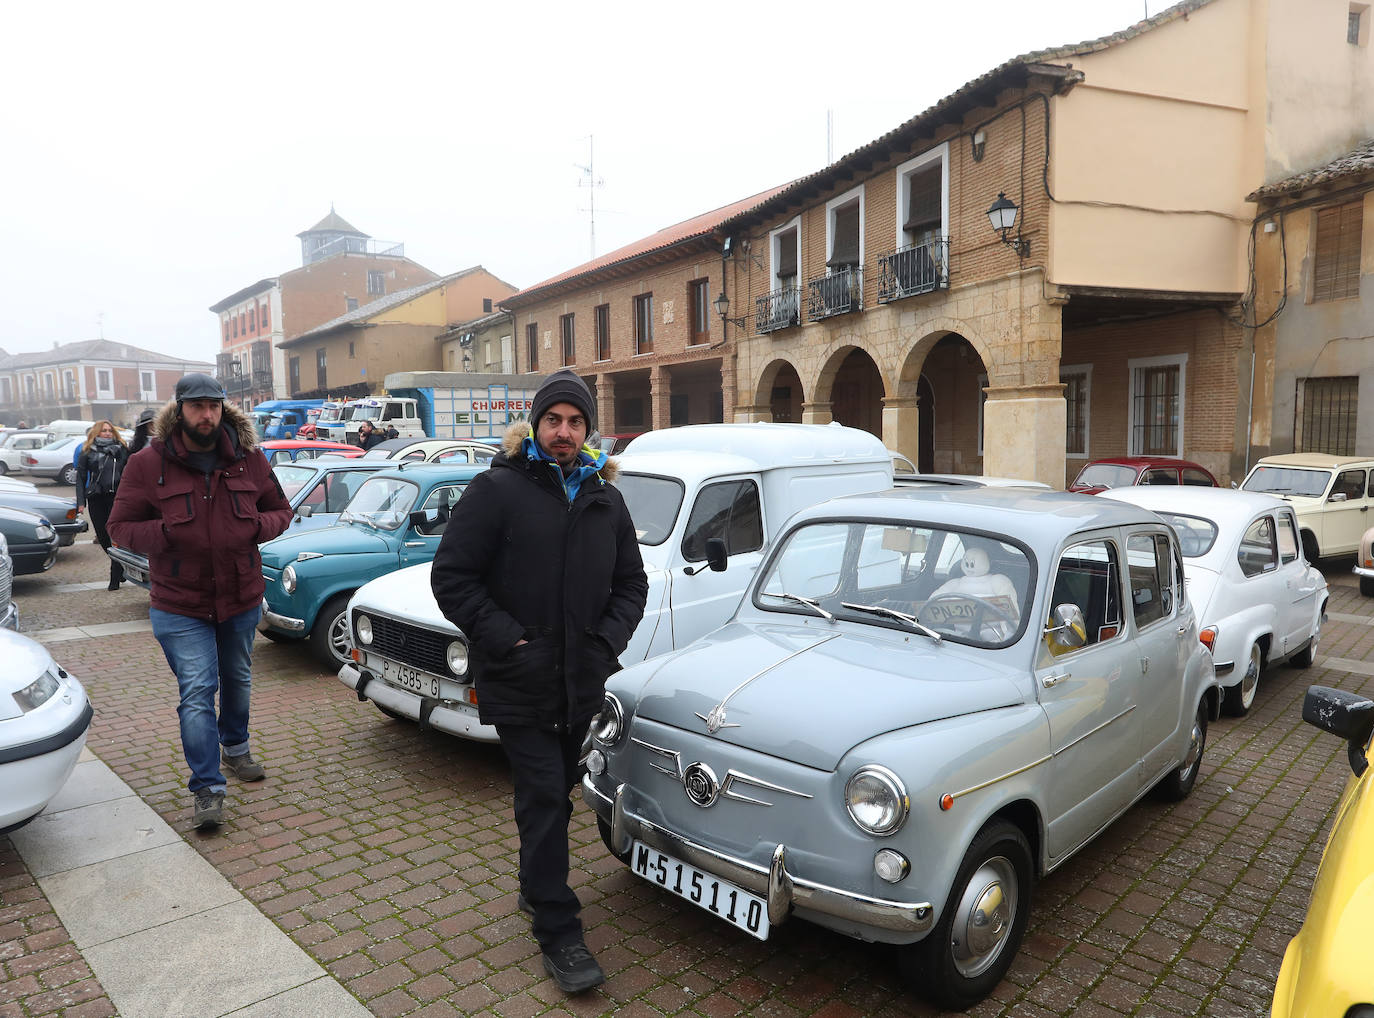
[328,613,350,663]
[1180,713,1203,775]
[950,855,1018,978]
[1240,645,1260,709]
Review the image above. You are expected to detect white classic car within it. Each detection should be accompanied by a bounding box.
[583,486,1219,1010]
[1241,453,1374,560]
[1102,487,1327,715]
[1355,525,1374,596]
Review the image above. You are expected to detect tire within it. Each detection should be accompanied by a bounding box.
[1300,531,1320,565]
[308,593,354,670]
[58,464,77,486]
[1222,643,1262,717]
[1157,699,1207,801]
[902,820,1033,1012]
[597,817,631,863]
[0,461,8,475]
[1362,576,1374,598]
[1291,605,1324,669]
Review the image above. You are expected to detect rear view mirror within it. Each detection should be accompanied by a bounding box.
[296,505,313,518]
[704,537,728,572]
[1329,492,1348,503]
[1303,685,1374,776]
[1044,604,1086,651]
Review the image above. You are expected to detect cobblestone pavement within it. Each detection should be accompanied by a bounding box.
[4,526,1373,1017]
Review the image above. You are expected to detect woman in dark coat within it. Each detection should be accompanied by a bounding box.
[76,420,130,590]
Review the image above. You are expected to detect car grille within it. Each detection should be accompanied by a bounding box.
[359,611,450,677]
[0,552,11,607]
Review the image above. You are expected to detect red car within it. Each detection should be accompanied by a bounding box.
[260,439,365,466]
[1069,456,1218,494]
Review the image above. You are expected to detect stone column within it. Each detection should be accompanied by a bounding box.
[982,383,1066,488]
[881,395,920,462]
[595,373,616,435]
[733,404,773,423]
[801,401,833,425]
[649,366,670,431]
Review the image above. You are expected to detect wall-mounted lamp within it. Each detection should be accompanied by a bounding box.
[713,291,750,332]
[986,192,1030,257]
[971,130,987,162]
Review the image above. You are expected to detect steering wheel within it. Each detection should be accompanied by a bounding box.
[921,593,1019,637]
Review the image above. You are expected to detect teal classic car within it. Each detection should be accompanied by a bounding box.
[260,462,485,668]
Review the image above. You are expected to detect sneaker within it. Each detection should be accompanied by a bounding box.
[222,750,265,781]
[517,893,534,917]
[192,790,224,829]
[541,941,605,994]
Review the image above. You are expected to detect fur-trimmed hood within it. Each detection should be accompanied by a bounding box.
[500,421,619,482]
[150,398,259,450]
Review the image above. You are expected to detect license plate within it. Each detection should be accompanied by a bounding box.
[125,564,148,583]
[632,840,770,939]
[379,658,442,698]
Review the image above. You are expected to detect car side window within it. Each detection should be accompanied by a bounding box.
[681,480,763,562]
[1276,512,1299,565]
[1048,539,1123,650]
[300,480,327,508]
[1332,469,1365,501]
[325,472,366,513]
[1238,517,1279,577]
[1142,470,1178,486]
[414,484,466,537]
[1182,469,1213,486]
[1126,533,1174,628]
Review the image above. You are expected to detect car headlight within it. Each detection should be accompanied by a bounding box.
[35,523,54,541]
[845,765,909,836]
[281,564,297,594]
[590,693,625,745]
[446,640,468,676]
[356,614,373,645]
[14,670,60,713]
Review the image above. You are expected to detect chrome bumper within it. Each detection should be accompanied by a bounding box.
[0,601,17,631]
[338,662,498,743]
[1354,565,1374,580]
[260,599,306,633]
[582,776,934,938]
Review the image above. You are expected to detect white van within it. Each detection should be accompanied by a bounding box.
[44,420,96,441]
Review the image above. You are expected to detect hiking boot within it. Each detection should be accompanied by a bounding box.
[517,893,534,917]
[222,750,265,781]
[541,940,605,994]
[192,790,224,830]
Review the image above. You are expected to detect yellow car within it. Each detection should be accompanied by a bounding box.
[1271,685,1374,1017]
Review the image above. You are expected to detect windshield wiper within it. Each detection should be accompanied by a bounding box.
[841,602,943,644]
[766,592,834,621]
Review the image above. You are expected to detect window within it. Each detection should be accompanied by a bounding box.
[670,393,689,427]
[826,190,862,269]
[1128,354,1186,457]
[1126,533,1175,628]
[249,307,256,333]
[772,222,799,286]
[140,371,154,399]
[1297,376,1358,454]
[0,378,9,403]
[239,312,246,335]
[633,294,653,355]
[688,280,710,346]
[260,304,269,329]
[223,321,230,341]
[681,480,763,562]
[232,317,238,338]
[1313,200,1362,302]
[483,298,493,313]
[595,304,611,361]
[1061,365,1091,457]
[560,313,575,366]
[367,271,385,296]
[526,323,539,371]
[96,369,112,396]
[1142,469,1178,485]
[316,348,327,390]
[1350,4,1368,43]
[1237,517,1279,578]
[1277,512,1300,564]
[348,341,355,358]
[289,357,300,393]
[1182,468,1214,486]
[1048,540,1123,648]
[346,297,358,312]
[1332,469,1365,501]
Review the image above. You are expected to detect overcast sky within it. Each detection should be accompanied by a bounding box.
[2,0,1160,367]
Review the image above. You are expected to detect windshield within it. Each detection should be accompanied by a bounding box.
[618,472,686,545]
[1073,464,1138,489]
[319,407,342,423]
[755,520,1033,647]
[339,476,419,530]
[354,406,383,422]
[273,464,317,501]
[1242,465,1330,497]
[1150,511,1219,557]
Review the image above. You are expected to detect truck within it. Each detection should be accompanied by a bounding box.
[249,399,325,441]
[337,396,426,444]
[385,371,550,445]
[338,422,896,742]
[311,399,365,443]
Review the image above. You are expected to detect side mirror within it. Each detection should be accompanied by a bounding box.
[296,505,313,518]
[1230,481,1239,490]
[704,537,728,572]
[1303,685,1374,777]
[1044,604,1087,651]
[1329,491,1348,503]
[409,508,439,530]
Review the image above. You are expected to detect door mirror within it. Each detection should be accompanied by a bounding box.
[1044,604,1087,651]
[1303,685,1374,776]
[704,537,728,572]
[1329,491,1348,503]
[296,505,313,518]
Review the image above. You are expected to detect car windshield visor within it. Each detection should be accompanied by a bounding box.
[1242,466,1331,497]
[339,477,419,530]
[618,472,685,546]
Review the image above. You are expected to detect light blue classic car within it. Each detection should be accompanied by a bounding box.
[260,462,485,668]
[583,486,1219,1011]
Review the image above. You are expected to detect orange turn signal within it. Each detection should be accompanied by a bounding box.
[939,793,954,811]
[1198,628,1218,653]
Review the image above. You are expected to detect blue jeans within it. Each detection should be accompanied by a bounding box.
[150,605,261,794]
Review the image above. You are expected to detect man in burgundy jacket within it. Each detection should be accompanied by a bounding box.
[109,373,293,829]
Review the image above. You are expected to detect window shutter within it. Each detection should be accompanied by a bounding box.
[904,166,942,233]
[1314,200,1363,301]
[1336,200,1363,299]
[827,203,860,267]
[776,230,798,279]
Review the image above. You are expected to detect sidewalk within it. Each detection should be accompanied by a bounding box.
[7,743,370,1018]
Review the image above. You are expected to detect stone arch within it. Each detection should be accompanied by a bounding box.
[894,317,998,401]
[743,357,806,423]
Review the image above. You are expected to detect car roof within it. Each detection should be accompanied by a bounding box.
[369,462,489,483]
[623,422,889,464]
[261,439,355,449]
[1080,456,1210,470]
[1252,453,1373,469]
[273,458,387,474]
[1099,486,1293,526]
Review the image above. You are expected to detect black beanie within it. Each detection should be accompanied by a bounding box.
[530,370,595,432]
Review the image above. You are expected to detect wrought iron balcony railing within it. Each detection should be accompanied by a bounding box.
[807,265,863,320]
[755,286,801,334]
[876,237,949,304]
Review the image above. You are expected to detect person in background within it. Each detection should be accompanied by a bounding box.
[356,420,386,450]
[75,420,130,590]
[129,407,156,454]
[384,424,399,440]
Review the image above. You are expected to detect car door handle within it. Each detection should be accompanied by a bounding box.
[404,540,425,547]
[1042,671,1069,688]
[1140,657,1150,674]
[1177,623,1189,634]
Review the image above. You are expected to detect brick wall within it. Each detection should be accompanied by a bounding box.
[279,256,439,340]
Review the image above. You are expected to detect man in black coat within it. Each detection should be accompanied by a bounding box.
[431,370,647,994]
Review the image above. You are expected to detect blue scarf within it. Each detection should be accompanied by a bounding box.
[522,436,607,502]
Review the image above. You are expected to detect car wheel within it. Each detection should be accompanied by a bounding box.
[1157,699,1207,801]
[1223,643,1262,717]
[596,817,631,863]
[1362,576,1374,598]
[58,464,77,486]
[0,461,8,475]
[309,593,354,670]
[902,820,1032,1012]
[1300,531,1320,564]
[1291,606,1323,669]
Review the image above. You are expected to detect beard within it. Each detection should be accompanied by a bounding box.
[179,417,219,451]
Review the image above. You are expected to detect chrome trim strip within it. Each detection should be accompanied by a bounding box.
[695,633,842,733]
[1052,705,1135,757]
[629,736,811,804]
[948,754,1052,803]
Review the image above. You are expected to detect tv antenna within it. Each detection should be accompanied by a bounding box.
[575,135,605,259]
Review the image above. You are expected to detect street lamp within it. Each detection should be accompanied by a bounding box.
[986,192,1030,257]
[713,291,749,333]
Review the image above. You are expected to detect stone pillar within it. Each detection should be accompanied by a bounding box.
[719,356,736,424]
[982,383,1067,488]
[595,373,616,435]
[649,366,671,431]
[881,395,920,462]
[734,404,773,423]
[801,401,833,425]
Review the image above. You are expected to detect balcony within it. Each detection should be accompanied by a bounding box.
[807,265,863,321]
[755,286,801,334]
[304,237,405,266]
[876,237,949,303]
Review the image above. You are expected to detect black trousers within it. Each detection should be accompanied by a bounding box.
[85,494,124,586]
[495,720,592,950]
